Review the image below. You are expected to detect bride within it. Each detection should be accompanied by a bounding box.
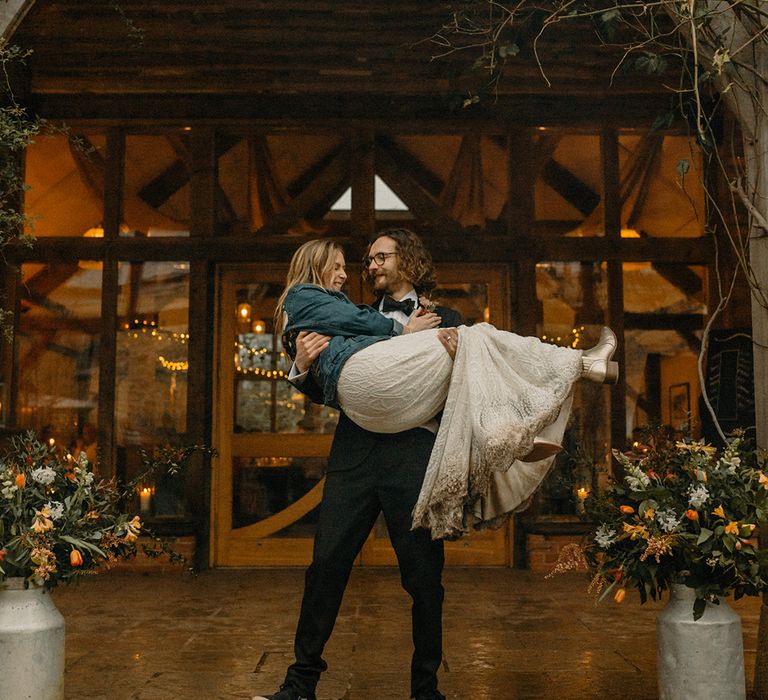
[276,239,618,538]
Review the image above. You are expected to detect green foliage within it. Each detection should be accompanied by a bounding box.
[0,433,212,587]
[0,40,40,251]
[583,430,768,620]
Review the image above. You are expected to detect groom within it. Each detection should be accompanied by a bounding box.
[254,228,461,700]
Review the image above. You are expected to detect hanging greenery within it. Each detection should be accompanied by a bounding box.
[0,40,41,336]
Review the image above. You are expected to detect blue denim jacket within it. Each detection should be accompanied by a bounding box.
[282,284,404,408]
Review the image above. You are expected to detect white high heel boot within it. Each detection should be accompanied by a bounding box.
[581,327,619,384]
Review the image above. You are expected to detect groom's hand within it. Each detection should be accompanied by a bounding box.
[295,331,331,373]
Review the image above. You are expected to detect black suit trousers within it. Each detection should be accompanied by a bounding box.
[285,427,445,697]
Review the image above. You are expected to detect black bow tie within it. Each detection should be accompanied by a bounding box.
[381,296,415,316]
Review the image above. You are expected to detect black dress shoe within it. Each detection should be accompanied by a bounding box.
[253,684,317,700]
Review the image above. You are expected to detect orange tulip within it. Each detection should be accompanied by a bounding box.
[712,505,726,519]
[614,588,626,604]
[69,549,83,567]
[685,509,699,521]
[619,505,635,514]
[14,473,25,488]
[0,550,5,562]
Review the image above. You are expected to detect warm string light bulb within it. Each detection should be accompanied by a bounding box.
[158,356,188,372]
[540,325,586,348]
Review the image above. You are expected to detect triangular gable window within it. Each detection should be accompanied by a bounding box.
[330,175,408,211]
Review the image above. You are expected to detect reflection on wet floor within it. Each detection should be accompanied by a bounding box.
[54,569,760,699]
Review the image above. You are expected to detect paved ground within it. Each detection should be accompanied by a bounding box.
[53,568,761,699]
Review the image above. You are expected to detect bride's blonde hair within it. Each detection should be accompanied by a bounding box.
[273,239,344,337]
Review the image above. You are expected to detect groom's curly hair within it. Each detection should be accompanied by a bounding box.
[366,228,437,295]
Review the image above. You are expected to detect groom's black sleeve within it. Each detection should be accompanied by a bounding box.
[435,305,463,328]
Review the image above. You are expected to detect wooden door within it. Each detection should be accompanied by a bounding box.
[212,263,511,566]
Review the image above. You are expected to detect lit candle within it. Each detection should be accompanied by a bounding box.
[576,487,589,514]
[139,487,152,513]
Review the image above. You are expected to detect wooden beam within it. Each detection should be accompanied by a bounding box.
[624,312,705,331]
[30,93,677,128]
[6,232,716,264]
[651,262,704,299]
[253,146,349,236]
[350,129,375,240]
[165,133,237,228]
[602,128,627,456]
[375,134,444,198]
[541,160,601,217]
[1,264,20,427]
[493,132,600,219]
[137,133,240,210]
[187,127,217,571]
[96,127,123,478]
[22,262,80,303]
[626,135,663,228]
[375,140,464,235]
[18,315,102,334]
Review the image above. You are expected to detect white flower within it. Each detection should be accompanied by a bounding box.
[77,452,89,469]
[594,524,617,549]
[31,467,56,485]
[718,455,741,475]
[614,450,650,492]
[45,501,64,520]
[1,483,17,499]
[657,508,680,533]
[83,472,94,486]
[688,484,709,509]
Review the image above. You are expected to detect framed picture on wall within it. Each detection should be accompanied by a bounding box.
[669,382,691,430]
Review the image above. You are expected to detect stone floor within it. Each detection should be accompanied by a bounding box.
[54,568,761,699]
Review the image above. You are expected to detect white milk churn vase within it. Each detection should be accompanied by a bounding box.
[657,583,745,700]
[0,577,65,700]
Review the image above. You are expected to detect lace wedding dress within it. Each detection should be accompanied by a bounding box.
[336,324,583,538]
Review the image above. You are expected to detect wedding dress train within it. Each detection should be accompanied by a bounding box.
[336,324,583,539]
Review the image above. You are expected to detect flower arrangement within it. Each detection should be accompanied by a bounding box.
[579,430,768,619]
[0,432,206,587]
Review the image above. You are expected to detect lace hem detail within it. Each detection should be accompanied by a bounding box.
[411,324,582,539]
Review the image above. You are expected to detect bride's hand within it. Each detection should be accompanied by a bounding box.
[404,310,441,334]
[295,331,331,373]
[438,328,459,360]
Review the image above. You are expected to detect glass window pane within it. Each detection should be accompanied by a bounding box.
[14,262,101,461]
[233,282,338,434]
[115,260,189,515]
[535,261,610,515]
[431,282,488,326]
[623,262,706,439]
[619,134,705,238]
[124,134,190,235]
[535,134,602,237]
[23,133,107,237]
[232,456,324,534]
